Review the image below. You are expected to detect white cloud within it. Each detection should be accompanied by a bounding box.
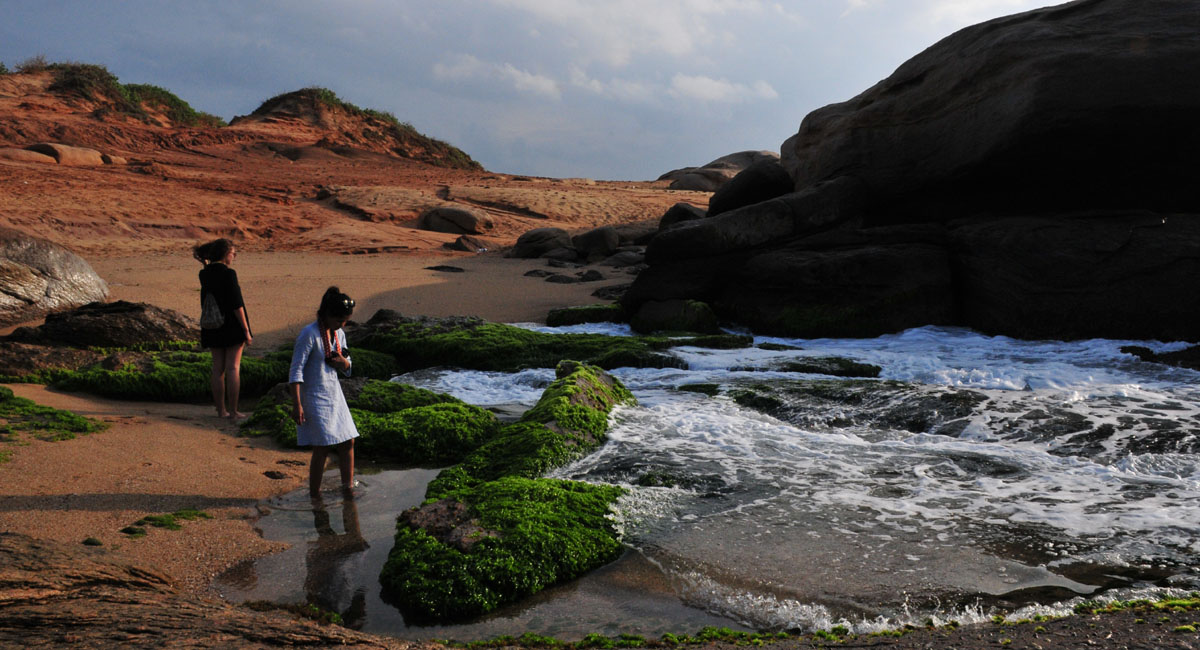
[669,74,777,103]
[489,0,769,66]
[433,54,560,100]
[569,66,659,104]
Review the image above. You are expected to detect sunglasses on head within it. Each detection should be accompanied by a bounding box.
[341,298,355,309]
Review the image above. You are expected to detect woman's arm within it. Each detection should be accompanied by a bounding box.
[234,306,252,346]
[289,382,305,424]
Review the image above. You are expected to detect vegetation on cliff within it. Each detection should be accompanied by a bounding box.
[246,87,481,170]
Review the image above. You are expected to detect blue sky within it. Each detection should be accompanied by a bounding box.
[1,1,1060,180]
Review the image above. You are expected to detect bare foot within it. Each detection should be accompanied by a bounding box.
[228,411,247,421]
[341,484,357,500]
[216,410,230,418]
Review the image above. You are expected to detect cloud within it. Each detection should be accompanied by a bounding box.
[919,0,1048,26]
[489,0,770,66]
[669,74,778,103]
[433,54,561,100]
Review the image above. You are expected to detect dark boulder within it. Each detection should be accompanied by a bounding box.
[0,227,108,327]
[658,202,707,231]
[707,158,794,218]
[781,0,1200,222]
[949,213,1200,340]
[630,299,720,334]
[628,0,1200,341]
[443,235,492,253]
[660,151,780,192]
[508,227,572,259]
[571,226,619,262]
[6,300,198,348]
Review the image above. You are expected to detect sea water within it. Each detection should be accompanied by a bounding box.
[218,325,1200,638]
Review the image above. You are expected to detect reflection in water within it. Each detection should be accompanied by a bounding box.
[306,497,370,627]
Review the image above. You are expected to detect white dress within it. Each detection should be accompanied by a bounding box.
[289,321,359,447]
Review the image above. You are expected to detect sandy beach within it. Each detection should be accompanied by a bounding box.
[0,249,623,597]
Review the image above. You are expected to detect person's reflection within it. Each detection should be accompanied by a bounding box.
[305,496,370,628]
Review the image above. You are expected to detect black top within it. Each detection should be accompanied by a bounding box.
[198,263,251,348]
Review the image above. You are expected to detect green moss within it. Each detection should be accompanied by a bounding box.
[82,537,103,546]
[120,526,147,538]
[545,304,628,327]
[381,362,636,621]
[347,380,458,413]
[426,362,636,499]
[48,351,286,402]
[380,476,626,622]
[250,87,481,170]
[357,319,752,373]
[133,509,212,532]
[0,385,108,448]
[353,403,499,465]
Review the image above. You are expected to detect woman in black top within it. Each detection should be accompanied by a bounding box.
[194,238,253,419]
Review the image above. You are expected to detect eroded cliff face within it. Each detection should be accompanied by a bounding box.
[627,0,1200,341]
[0,532,415,648]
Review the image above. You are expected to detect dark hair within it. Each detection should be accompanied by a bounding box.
[318,286,355,319]
[193,238,233,265]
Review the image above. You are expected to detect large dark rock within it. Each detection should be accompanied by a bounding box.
[629,0,1200,341]
[0,228,108,327]
[949,213,1200,340]
[657,202,707,231]
[571,226,619,262]
[507,227,572,259]
[781,0,1200,221]
[6,300,198,348]
[707,158,794,218]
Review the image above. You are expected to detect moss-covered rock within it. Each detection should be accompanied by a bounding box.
[381,361,636,621]
[241,379,499,465]
[380,476,625,622]
[545,303,628,327]
[353,403,499,465]
[47,351,286,402]
[353,315,753,372]
[425,360,636,498]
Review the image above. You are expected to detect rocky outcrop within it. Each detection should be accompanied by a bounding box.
[659,150,779,192]
[419,206,494,235]
[0,228,109,327]
[6,300,198,348]
[24,143,106,166]
[628,0,1200,341]
[0,533,410,648]
[507,227,572,258]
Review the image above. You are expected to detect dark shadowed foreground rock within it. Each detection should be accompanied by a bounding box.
[6,300,199,348]
[0,533,411,648]
[0,227,108,327]
[630,0,1200,341]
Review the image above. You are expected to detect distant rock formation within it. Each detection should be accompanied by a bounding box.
[628,0,1200,341]
[658,150,779,192]
[0,228,108,327]
[419,206,494,235]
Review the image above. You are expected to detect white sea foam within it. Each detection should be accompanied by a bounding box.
[405,324,1200,630]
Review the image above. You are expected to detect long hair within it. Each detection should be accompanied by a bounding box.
[317,286,355,320]
[193,238,233,265]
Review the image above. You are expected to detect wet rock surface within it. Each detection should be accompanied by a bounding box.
[6,299,198,348]
[0,533,413,648]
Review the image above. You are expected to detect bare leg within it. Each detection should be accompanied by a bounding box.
[224,343,246,419]
[336,439,356,497]
[210,347,228,417]
[309,446,330,498]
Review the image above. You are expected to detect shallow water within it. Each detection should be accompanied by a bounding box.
[220,325,1200,638]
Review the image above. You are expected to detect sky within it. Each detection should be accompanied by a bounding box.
[1,0,1062,180]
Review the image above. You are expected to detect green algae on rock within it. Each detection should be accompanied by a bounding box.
[241,379,499,465]
[381,361,636,621]
[381,476,626,622]
[0,385,108,455]
[425,360,636,498]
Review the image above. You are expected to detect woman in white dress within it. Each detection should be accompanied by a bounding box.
[290,287,359,498]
